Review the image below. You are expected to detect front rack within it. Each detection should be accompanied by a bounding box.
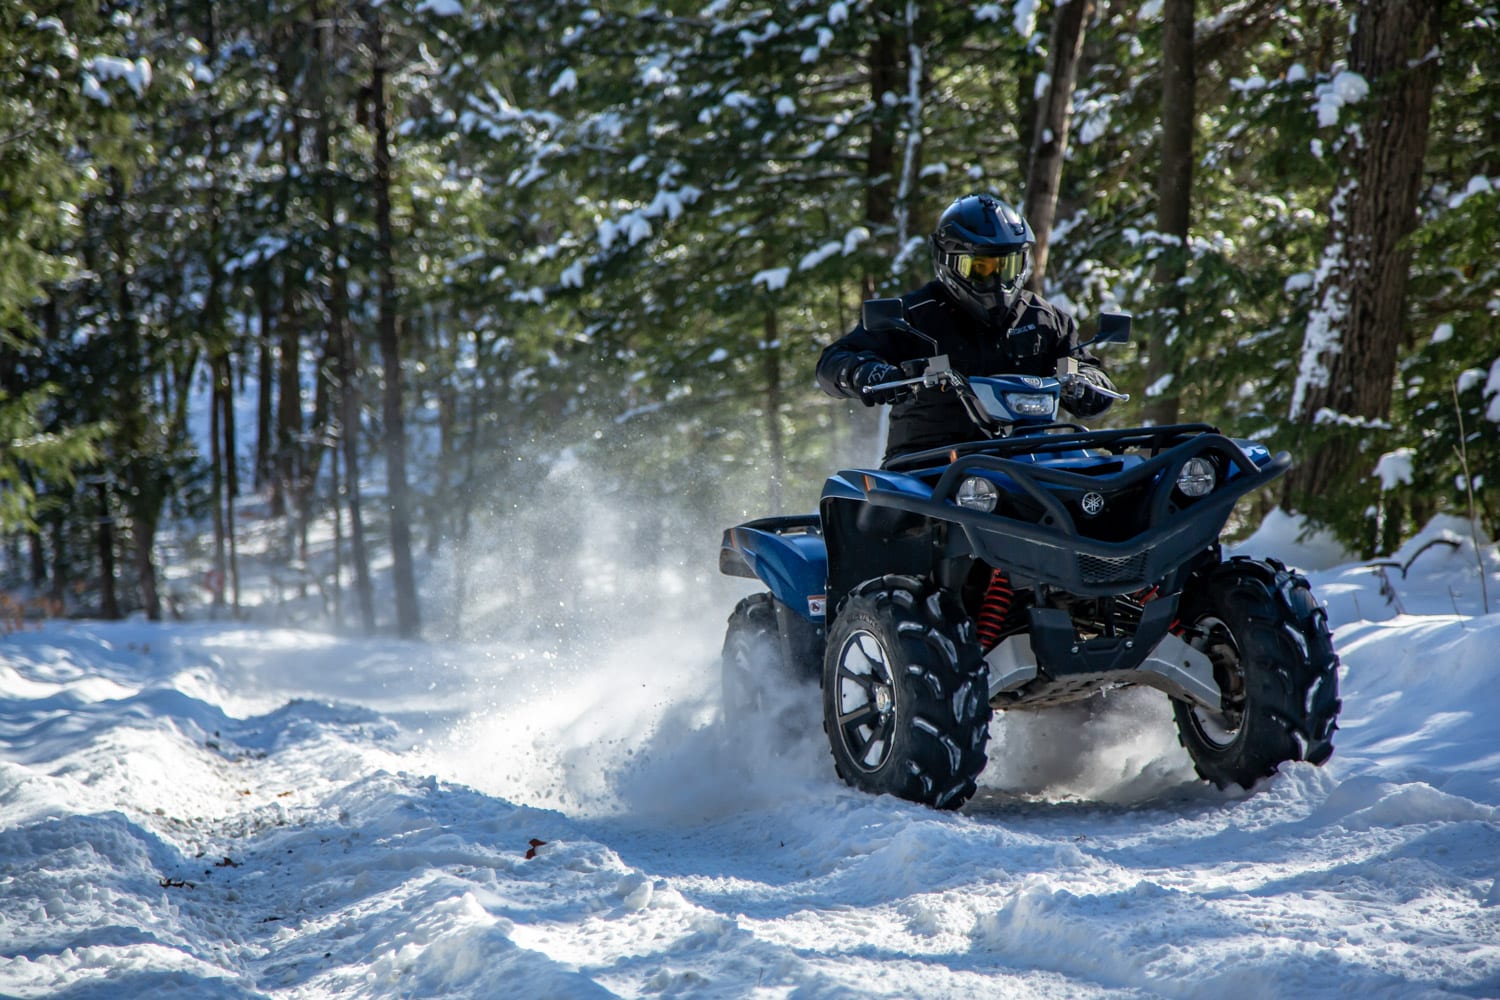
[882,423,1223,472]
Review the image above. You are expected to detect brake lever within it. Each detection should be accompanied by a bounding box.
[1057,370,1131,402]
[864,354,958,395]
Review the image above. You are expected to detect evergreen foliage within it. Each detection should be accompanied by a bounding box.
[2,0,1496,626]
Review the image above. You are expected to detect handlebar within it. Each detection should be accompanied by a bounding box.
[861,358,1130,403]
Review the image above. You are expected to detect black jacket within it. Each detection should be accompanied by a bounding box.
[817,281,1113,461]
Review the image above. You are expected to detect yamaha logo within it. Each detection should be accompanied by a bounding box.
[1080,492,1106,516]
[1021,376,1042,388]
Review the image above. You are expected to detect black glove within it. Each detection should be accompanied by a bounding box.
[1061,365,1115,417]
[849,360,906,406]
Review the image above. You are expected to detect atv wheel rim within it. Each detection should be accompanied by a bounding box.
[1188,615,1245,748]
[834,630,897,771]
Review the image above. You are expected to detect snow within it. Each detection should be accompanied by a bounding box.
[415,0,463,16]
[86,55,153,98]
[1075,103,1111,145]
[1011,0,1039,38]
[1448,175,1494,209]
[1314,71,1369,128]
[1374,447,1416,491]
[3,510,1499,997]
[751,266,789,291]
[1291,179,1356,418]
[1431,321,1454,344]
[798,241,842,271]
[1486,358,1500,423]
[550,68,579,97]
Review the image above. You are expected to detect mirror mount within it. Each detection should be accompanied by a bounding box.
[861,297,939,353]
[1076,312,1132,352]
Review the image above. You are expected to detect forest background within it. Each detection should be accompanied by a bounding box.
[1,0,1496,638]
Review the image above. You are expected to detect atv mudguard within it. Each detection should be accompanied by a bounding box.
[719,514,828,622]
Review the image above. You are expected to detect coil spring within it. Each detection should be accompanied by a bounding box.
[976,567,1014,652]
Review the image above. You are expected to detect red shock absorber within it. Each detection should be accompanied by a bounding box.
[975,567,1014,652]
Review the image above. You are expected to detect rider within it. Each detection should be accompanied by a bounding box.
[816,192,1117,463]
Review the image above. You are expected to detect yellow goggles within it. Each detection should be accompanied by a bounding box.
[957,252,1025,283]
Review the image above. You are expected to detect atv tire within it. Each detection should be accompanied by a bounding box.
[722,593,788,720]
[1173,557,1341,790]
[720,590,816,740]
[822,575,991,810]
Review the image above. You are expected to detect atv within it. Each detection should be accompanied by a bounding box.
[718,298,1341,810]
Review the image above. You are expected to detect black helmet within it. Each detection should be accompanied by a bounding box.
[930,193,1035,324]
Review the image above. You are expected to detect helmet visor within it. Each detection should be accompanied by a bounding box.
[957,251,1026,288]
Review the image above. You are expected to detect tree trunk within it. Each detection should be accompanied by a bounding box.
[434,363,457,557]
[133,508,161,621]
[273,287,301,521]
[211,351,227,611]
[371,13,421,638]
[452,329,489,635]
[28,528,46,591]
[851,7,905,463]
[1143,0,1194,427]
[49,517,67,606]
[255,275,275,492]
[337,317,375,633]
[893,5,930,270]
[762,311,786,515]
[272,111,304,522]
[221,351,241,614]
[1024,0,1094,293]
[107,169,162,622]
[864,7,900,299]
[321,50,374,632]
[330,440,343,628]
[96,481,119,620]
[1284,0,1444,514]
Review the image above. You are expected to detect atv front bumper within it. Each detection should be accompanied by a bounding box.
[866,429,1289,597]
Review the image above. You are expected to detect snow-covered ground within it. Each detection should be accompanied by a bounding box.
[2,516,1499,999]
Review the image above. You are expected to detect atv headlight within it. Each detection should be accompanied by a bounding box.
[956,476,999,512]
[1176,457,1216,497]
[1005,392,1056,417]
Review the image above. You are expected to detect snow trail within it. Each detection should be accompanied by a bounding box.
[1,518,1499,997]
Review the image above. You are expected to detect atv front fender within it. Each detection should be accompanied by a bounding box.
[719,515,828,622]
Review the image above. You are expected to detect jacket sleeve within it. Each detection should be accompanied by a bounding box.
[816,325,893,399]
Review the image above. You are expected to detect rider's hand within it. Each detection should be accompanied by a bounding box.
[1061,365,1115,417]
[850,360,907,406]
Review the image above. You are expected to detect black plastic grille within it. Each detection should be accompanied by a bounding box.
[1077,551,1148,585]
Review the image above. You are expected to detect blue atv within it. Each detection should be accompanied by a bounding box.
[719,298,1341,810]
